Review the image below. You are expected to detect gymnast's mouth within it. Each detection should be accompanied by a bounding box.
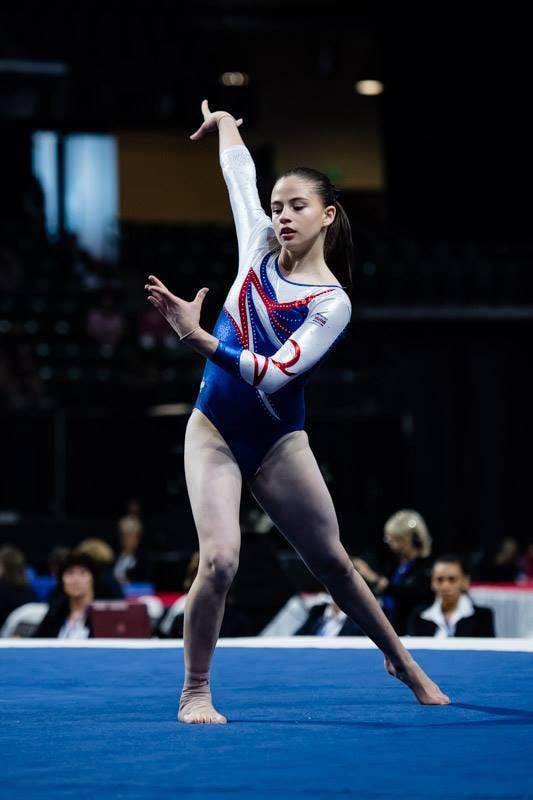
[280,227,296,238]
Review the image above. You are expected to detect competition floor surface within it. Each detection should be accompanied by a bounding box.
[1,638,532,799]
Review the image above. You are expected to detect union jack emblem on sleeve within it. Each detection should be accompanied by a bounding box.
[311,312,328,327]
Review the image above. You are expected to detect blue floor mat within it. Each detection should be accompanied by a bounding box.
[1,647,531,799]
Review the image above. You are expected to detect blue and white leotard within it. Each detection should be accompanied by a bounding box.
[195,144,352,477]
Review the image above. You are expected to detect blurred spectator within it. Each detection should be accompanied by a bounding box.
[294,596,364,636]
[408,554,495,637]
[0,545,38,627]
[86,291,126,347]
[353,509,433,635]
[34,553,96,638]
[479,537,522,583]
[113,515,151,586]
[74,538,124,599]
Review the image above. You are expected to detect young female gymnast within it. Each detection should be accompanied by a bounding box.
[145,100,451,723]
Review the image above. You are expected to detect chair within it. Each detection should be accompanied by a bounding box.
[1,603,48,637]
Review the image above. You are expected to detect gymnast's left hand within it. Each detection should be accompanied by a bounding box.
[145,275,209,339]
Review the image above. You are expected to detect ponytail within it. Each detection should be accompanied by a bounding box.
[281,167,354,289]
[324,200,354,289]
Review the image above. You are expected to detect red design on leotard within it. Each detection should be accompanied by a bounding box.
[234,268,334,349]
[252,339,302,387]
[252,353,269,386]
[271,339,301,376]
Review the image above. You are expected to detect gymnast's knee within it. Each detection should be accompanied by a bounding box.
[200,550,240,594]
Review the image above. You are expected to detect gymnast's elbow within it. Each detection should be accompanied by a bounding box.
[256,372,294,394]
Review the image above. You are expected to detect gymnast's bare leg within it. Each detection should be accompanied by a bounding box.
[249,431,451,706]
[178,409,242,724]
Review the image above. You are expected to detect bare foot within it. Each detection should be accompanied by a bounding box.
[178,687,227,724]
[384,656,451,705]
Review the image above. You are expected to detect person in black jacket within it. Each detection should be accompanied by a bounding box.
[295,598,365,636]
[352,509,434,635]
[407,555,495,637]
[34,553,98,638]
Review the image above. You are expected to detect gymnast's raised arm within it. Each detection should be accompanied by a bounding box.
[190,98,272,269]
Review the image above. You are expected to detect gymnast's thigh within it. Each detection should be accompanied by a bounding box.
[248,431,347,568]
[184,409,243,552]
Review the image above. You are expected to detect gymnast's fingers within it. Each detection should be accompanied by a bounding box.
[146,275,166,290]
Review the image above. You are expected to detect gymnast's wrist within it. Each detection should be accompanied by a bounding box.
[179,325,205,346]
[179,327,218,357]
[216,113,236,127]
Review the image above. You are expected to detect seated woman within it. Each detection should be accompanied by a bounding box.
[407,554,495,637]
[34,553,97,638]
[353,509,434,635]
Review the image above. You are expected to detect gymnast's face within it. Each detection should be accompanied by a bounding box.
[431,562,469,605]
[271,176,335,252]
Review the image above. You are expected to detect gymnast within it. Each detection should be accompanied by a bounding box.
[145,99,451,723]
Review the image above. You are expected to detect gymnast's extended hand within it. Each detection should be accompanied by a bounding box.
[189,99,243,141]
[145,275,210,341]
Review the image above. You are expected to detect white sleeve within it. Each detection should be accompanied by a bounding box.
[237,292,351,394]
[220,145,274,270]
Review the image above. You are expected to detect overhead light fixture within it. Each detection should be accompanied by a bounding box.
[220,72,249,87]
[355,79,384,96]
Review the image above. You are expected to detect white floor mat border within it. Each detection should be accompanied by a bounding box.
[1,636,532,651]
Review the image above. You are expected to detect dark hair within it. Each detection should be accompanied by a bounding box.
[58,552,98,585]
[279,167,354,288]
[433,553,469,575]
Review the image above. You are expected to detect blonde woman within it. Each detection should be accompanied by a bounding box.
[353,510,434,635]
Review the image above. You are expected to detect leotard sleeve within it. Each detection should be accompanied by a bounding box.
[220,145,274,271]
[211,290,351,394]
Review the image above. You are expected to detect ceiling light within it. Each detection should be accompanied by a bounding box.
[220,72,249,87]
[355,80,384,96]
